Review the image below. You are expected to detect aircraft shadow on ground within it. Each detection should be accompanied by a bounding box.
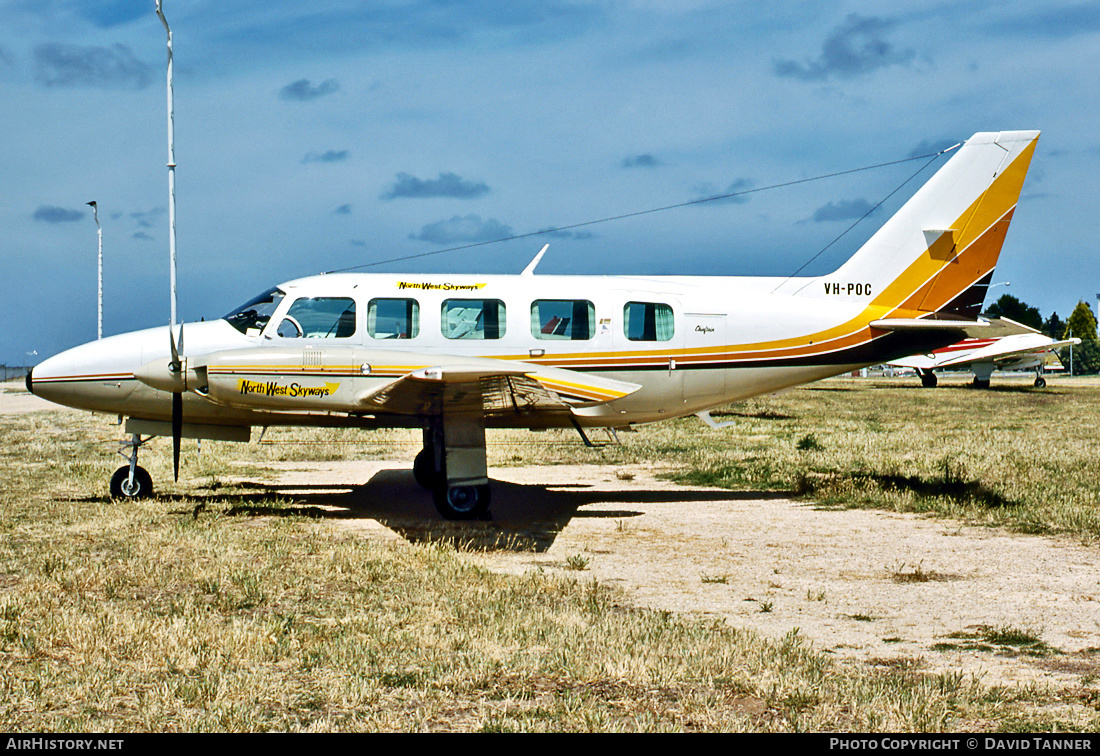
[185,468,782,552]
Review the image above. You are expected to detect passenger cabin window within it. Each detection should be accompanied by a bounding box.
[368,298,419,339]
[223,287,285,335]
[531,299,595,340]
[624,301,674,341]
[441,299,506,340]
[275,296,357,339]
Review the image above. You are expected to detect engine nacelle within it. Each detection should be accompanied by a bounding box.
[201,345,398,413]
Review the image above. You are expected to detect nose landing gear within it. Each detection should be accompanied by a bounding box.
[110,432,154,499]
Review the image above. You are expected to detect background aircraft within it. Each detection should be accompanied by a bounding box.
[888,318,1079,388]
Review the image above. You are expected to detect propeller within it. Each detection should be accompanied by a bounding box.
[133,324,205,483]
[168,323,184,481]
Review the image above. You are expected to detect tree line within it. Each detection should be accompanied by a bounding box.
[984,294,1100,374]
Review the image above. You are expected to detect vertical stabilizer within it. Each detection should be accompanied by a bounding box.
[802,131,1039,320]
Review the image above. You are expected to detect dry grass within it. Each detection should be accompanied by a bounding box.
[2,375,1100,731]
[493,374,1100,541]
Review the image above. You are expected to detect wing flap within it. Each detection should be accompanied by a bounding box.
[870,318,985,332]
[359,369,569,416]
[357,358,642,417]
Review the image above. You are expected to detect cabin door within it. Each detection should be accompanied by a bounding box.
[680,312,727,404]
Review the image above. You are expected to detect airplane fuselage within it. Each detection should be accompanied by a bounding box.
[30,271,951,431]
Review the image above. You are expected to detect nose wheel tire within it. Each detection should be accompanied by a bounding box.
[110,465,154,499]
[432,484,491,520]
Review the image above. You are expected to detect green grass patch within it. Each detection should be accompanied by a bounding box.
[935,626,1058,657]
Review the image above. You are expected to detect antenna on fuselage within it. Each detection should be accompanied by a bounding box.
[521,244,550,276]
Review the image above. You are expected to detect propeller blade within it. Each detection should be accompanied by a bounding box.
[172,391,182,481]
[168,323,185,480]
[169,325,180,372]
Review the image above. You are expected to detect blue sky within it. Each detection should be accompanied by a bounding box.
[3,0,1099,365]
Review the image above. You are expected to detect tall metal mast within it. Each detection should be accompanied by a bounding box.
[156,0,178,332]
[87,201,102,339]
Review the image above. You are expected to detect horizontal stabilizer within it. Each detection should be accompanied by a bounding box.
[870,318,985,331]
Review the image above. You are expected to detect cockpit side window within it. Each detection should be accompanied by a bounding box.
[222,287,285,335]
[275,297,357,339]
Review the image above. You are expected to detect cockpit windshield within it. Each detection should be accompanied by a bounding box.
[222,287,285,335]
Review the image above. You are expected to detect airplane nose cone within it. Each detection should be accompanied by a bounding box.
[25,366,34,396]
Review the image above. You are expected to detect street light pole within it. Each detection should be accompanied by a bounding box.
[87,201,102,339]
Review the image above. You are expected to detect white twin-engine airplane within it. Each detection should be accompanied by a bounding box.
[29,131,1039,519]
[889,317,1079,389]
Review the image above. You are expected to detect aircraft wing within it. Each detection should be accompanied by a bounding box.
[196,346,641,418]
[890,333,1079,370]
[940,334,1079,369]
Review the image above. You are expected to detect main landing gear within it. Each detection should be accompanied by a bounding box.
[970,364,994,390]
[110,433,154,499]
[414,416,492,520]
[1034,366,1047,388]
[918,369,938,388]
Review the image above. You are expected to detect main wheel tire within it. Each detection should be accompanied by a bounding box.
[1035,376,1047,388]
[413,449,443,490]
[972,377,991,390]
[432,484,491,520]
[110,465,154,499]
[920,372,938,388]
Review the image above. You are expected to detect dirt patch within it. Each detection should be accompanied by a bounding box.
[259,458,1100,691]
[0,382,70,415]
